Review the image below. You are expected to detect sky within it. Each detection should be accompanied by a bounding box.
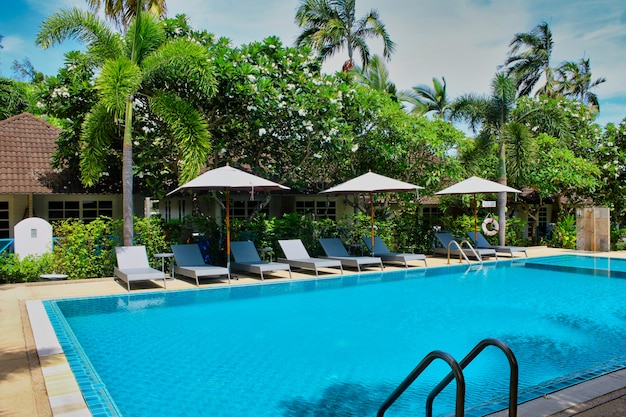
[1,0,625,127]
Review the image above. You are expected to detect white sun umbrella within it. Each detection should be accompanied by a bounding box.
[167,165,289,269]
[435,176,521,240]
[320,171,424,253]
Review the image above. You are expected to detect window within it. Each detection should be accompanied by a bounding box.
[0,201,8,238]
[422,206,443,227]
[48,200,112,221]
[48,201,80,220]
[230,200,269,219]
[82,200,113,221]
[295,200,336,220]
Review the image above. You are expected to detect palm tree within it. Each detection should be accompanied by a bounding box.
[295,0,395,71]
[86,0,166,29]
[37,9,216,245]
[555,58,606,111]
[503,22,554,97]
[351,54,398,100]
[451,74,521,245]
[401,77,451,120]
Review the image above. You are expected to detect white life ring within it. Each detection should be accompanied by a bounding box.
[482,217,499,236]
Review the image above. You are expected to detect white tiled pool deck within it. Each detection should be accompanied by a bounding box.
[3,247,626,417]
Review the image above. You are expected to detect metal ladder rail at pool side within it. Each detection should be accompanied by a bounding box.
[425,338,519,417]
[447,239,483,267]
[376,338,519,417]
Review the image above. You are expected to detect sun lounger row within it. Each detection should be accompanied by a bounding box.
[113,236,432,290]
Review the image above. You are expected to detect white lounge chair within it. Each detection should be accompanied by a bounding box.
[433,233,497,261]
[318,238,383,272]
[114,245,167,291]
[362,236,428,268]
[230,241,292,280]
[171,244,231,286]
[278,239,343,276]
[466,231,528,258]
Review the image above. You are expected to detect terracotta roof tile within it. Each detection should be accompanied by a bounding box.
[0,113,59,194]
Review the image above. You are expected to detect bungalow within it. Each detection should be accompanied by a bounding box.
[0,113,122,237]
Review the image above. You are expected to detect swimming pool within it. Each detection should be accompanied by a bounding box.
[43,255,626,417]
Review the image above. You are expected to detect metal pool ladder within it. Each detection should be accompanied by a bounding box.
[377,338,519,417]
[447,238,483,267]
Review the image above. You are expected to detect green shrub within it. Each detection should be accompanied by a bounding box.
[550,215,577,249]
[0,253,55,283]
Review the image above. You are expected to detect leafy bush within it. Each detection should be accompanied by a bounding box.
[0,253,55,284]
[550,215,577,249]
[52,217,118,279]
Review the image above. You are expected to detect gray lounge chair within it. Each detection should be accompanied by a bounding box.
[114,245,167,291]
[318,238,384,272]
[433,232,497,261]
[466,231,528,258]
[362,236,427,268]
[278,239,343,276]
[171,244,231,286]
[230,240,292,280]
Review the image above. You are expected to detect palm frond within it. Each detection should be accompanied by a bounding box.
[80,102,116,186]
[142,39,217,100]
[149,91,211,184]
[96,57,142,117]
[36,8,124,63]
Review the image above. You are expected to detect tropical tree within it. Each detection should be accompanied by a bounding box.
[36,9,216,245]
[554,58,606,111]
[351,54,398,100]
[452,74,529,244]
[294,0,395,71]
[0,77,30,120]
[503,21,554,97]
[401,76,451,120]
[86,0,166,29]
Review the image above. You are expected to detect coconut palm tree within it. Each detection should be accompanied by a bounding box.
[86,0,166,29]
[37,9,216,245]
[351,54,398,100]
[401,77,451,120]
[295,0,395,71]
[503,21,555,97]
[555,58,606,111]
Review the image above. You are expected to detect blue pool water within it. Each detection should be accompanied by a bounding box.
[44,256,626,417]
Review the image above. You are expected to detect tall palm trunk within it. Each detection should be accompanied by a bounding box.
[497,140,507,246]
[122,99,134,246]
[121,2,142,246]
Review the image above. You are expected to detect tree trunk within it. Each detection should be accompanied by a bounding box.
[497,139,507,246]
[122,99,134,246]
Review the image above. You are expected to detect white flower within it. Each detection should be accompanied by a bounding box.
[247,74,257,82]
[259,128,267,136]
[313,153,322,159]
[298,108,307,116]
[351,144,359,152]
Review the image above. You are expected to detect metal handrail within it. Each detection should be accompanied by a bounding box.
[446,238,483,267]
[0,238,14,254]
[377,351,465,417]
[425,338,519,417]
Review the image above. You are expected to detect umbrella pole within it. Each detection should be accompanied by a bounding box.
[226,188,230,271]
[474,193,478,242]
[369,192,376,253]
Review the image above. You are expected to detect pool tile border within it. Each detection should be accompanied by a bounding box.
[27,300,91,417]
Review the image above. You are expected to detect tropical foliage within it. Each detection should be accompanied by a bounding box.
[294,0,395,71]
[36,9,217,245]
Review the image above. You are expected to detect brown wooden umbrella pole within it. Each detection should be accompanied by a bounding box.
[474,193,478,242]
